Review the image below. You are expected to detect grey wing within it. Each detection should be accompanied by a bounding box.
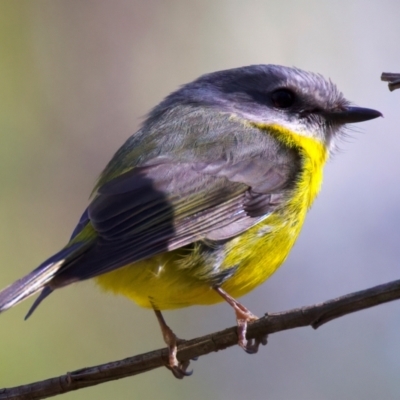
[51,151,299,286]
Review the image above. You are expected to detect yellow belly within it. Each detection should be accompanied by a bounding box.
[95,214,299,309]
[95,126,327,310]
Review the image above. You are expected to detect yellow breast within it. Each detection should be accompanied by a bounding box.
[96,125,328,310]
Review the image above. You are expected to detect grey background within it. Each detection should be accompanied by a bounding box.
[0,1,399,399]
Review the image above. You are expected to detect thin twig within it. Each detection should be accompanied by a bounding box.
[1,278,400,400]
[381,72,400,91]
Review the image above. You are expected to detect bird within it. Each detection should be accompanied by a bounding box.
[0,65,381,378]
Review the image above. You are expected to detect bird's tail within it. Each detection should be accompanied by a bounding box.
[0,243,85,315]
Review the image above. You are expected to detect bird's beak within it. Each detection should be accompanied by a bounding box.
[324,106,382,124]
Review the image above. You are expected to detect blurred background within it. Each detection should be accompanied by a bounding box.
[0,1,399,399]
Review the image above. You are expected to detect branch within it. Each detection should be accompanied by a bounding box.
[381,72,400,91]
[2,278,400,400]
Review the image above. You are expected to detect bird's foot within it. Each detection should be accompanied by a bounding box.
[154,309,192,379]
[214,287,268,354]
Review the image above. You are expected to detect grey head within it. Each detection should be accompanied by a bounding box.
[147,65,381,150]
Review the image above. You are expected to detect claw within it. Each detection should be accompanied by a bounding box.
[168,359,193,379]
[242,335,268,354]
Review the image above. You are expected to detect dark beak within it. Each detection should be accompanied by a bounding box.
[324,106,382,124]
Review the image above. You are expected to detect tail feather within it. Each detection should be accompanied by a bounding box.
[24,287,53,320]
[0,261,63,313]
[0,243,86,315]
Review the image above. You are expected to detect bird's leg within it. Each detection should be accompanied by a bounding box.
[214,287,268,354]
[153,309,192,379]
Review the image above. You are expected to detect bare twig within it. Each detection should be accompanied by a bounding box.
[1,278,400,400]
[381,72,400,91]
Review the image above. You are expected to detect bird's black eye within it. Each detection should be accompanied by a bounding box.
[271,89,296,109]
